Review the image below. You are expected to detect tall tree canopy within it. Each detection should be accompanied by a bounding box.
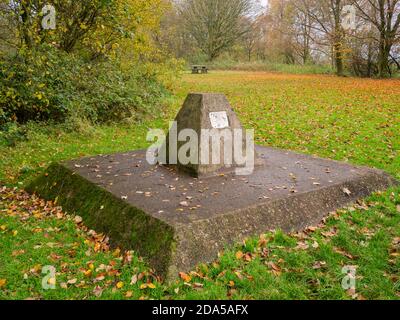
[180,0,257,61]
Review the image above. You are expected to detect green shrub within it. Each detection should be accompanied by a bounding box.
[0,45,169,127]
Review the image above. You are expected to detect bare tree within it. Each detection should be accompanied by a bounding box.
[180,0,256,61]
[351,0,400,77]
[293,0,348,76]
[290,1,315,64]
[240,15,264,61]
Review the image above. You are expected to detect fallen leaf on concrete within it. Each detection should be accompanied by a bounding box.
[179,201,189,207]
[342,188,352,196]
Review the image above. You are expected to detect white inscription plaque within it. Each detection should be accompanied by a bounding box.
[209,112,229,129]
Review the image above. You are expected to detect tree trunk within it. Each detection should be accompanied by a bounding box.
[20,2,32,48]
[334,42,344,76]
[377,37,391,78]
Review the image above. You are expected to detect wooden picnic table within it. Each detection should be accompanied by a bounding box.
[191,65,208,74]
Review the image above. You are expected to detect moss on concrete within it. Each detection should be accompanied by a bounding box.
[27,163,176,278]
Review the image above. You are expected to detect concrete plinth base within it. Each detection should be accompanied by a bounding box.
[28,146,398,280]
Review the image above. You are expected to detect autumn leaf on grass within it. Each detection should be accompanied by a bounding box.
[258,235,267,247]
[84,269,92,277]
[93,286,103,297]
[244,253,253,262]
[267,262,282,276]
[116,281,124,289]
[147,283,156,289]
[193,283,204,289]
[321,228,338,238]
[346,288,357,299]
[94,274,106,283]
[140,283,156,290]
[334,247,355,260]
[179,272,192,283]
[74,215,83,224]
[12,250,25,257]
[235,251,244,260]
[130,274,138,285]
[0,279,6,288]
[295,241,309,250]
[312,261,327,270]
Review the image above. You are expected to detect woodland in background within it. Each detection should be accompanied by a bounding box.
[0,0,183,129]
[0,0,399,131]
[158,0,400,78]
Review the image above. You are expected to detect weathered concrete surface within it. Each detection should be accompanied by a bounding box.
[28,146,398,281]
[162,93,262,177]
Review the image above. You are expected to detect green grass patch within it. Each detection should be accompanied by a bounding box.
[1,71,399,300]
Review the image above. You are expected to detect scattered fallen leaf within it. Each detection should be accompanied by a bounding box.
[74,216,83,224]
[342,188,352,196]
[147,283,156,289]
[235,251,244,260]
[244,253,253,262]
[296,241,309,250]
[179,272,192,283]
[93,286,103,297]
[334,247,355,260]
[140,284,148,290]
[267,262,282,276]
[12,250,25,257]
[0,279,6,288]
[125,291,133,298]
[312,261,327,270]
[130,274,138,285]
[179,201,189,207]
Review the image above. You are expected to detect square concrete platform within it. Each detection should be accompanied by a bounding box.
[28,146,398,280]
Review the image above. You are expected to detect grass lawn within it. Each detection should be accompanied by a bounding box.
[0,71,399,300]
